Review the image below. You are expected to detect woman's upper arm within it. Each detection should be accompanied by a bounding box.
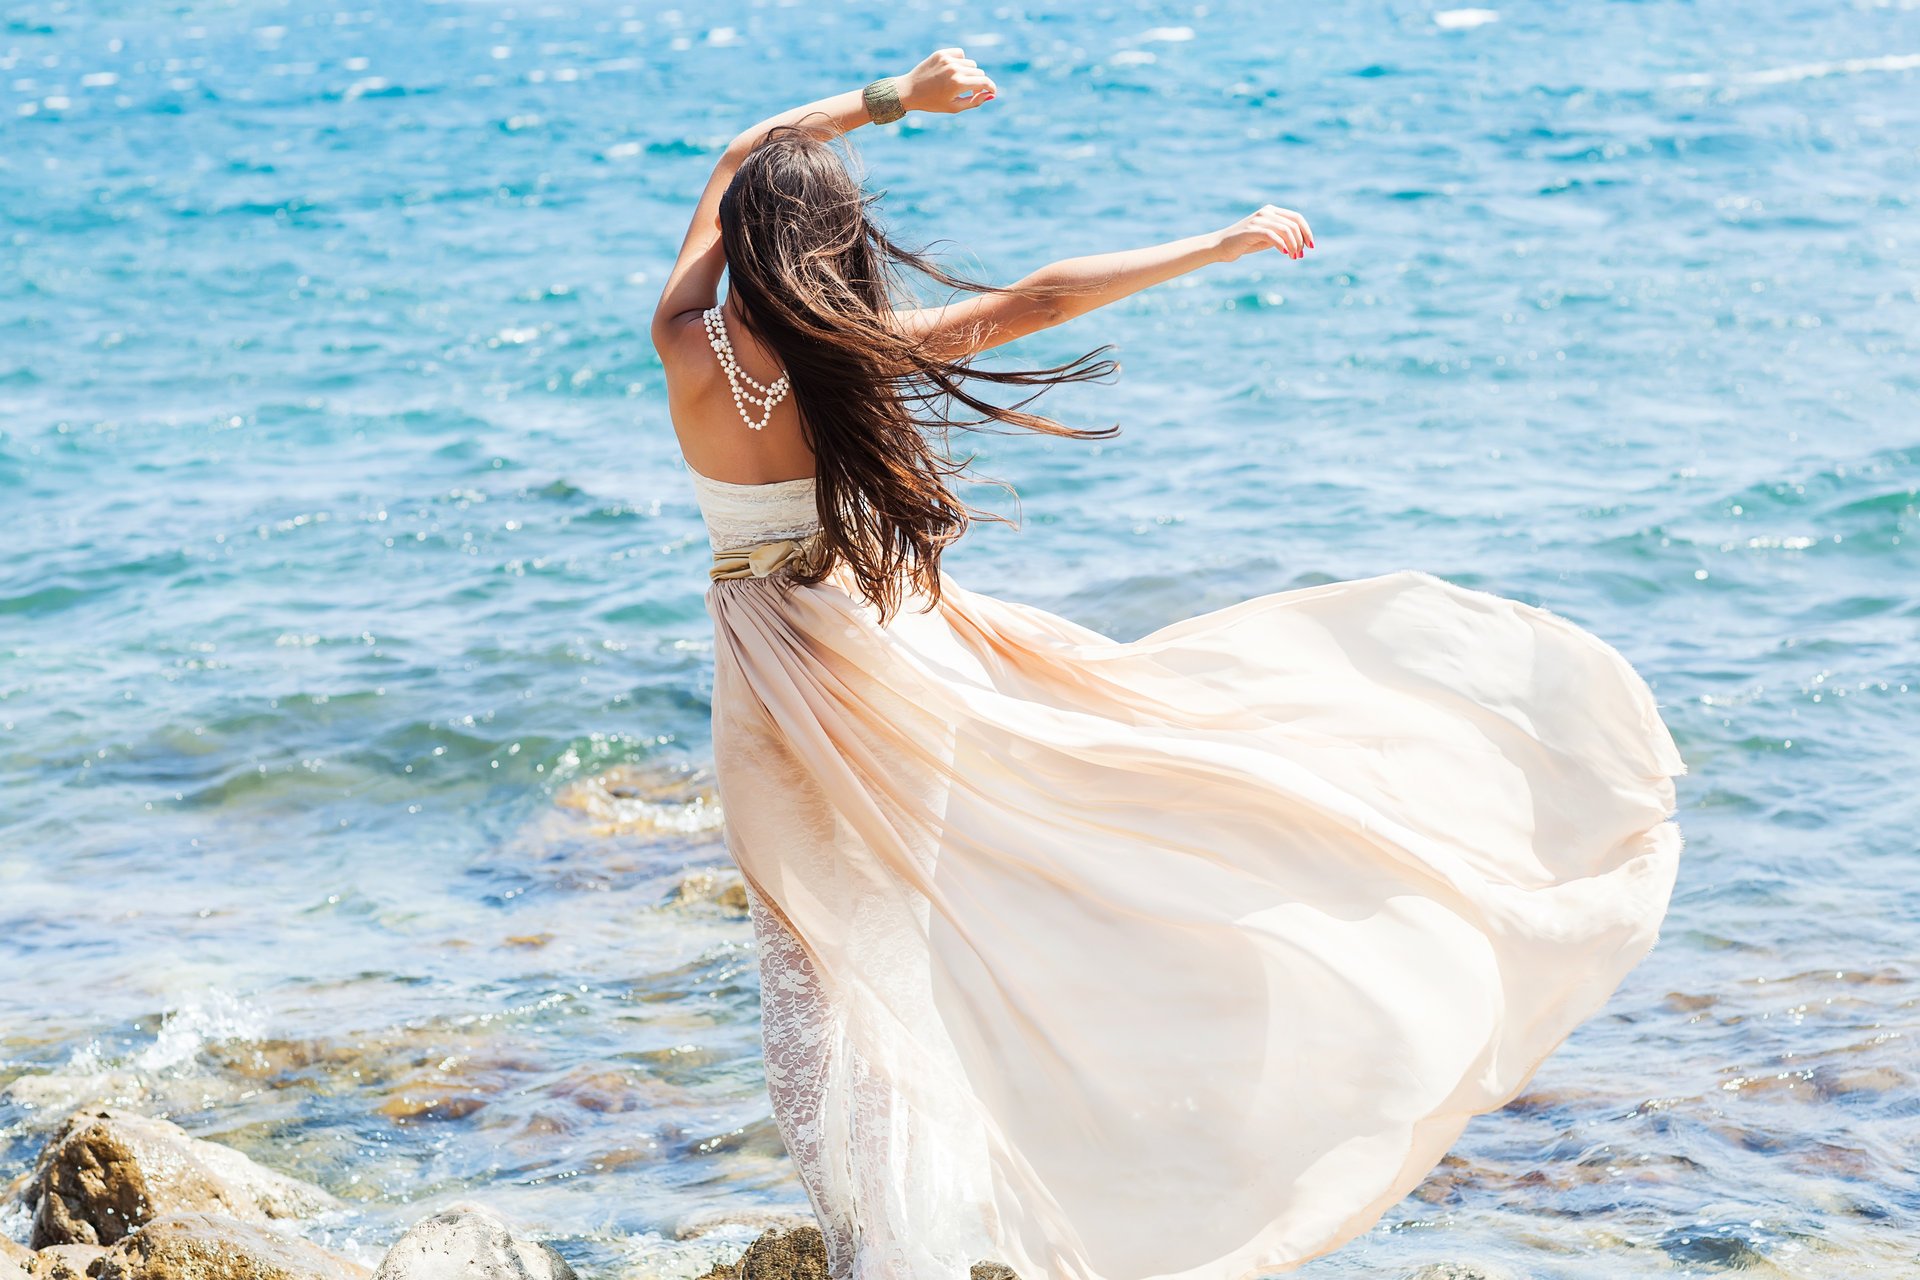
[650,146,746,351]
[892,290,1067,361]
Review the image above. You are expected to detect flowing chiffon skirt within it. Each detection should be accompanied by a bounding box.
[708,563,1685,1280]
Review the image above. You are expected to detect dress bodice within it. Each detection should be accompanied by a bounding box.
[688,467,822,554]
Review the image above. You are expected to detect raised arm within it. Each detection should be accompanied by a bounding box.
[896,206,1315,359]
[649,50,997,348]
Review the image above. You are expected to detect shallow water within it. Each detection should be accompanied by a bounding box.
[3,0,1917,1275]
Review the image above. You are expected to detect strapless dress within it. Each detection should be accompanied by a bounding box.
[688,463,1685,1280]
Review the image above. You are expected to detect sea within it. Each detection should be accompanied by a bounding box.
[2,1,1916,1275]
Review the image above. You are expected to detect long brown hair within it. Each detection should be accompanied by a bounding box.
[717,125,1117,620]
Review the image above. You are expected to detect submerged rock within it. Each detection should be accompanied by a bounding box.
[552,764,723,840]
[90,1213,368,1280]
[670,1207,813,1241]
[1658,1223,1773,1270]
[1400,1266,1519,1280]
[20,1109,340,1249]
[369,1205,574,1280]
[372,1093,487,1125]
[665,868,751,914]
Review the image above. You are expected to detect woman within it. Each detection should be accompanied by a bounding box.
[652,50,1684,1280]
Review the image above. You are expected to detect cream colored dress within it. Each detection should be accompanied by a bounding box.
[690,466,1685,1280]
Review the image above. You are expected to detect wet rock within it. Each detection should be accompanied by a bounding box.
[671,1207,814,1241]
[2,1052,258,1119]
[201,1028,538,1135]
[694,1229,1018,1280]
[1663,990,1717,1015]
[21,1109,340,1249]
[41,1243,102,1278]
[683,1116,788,1161]
[207,1029,541,1098]
[1813,1064,1908,1098]
[370,1205,574,1280]
[90,1213,368,1279]
[666,868,751,914]
[581,1141,666,1174]
[373,1092,487,1125]
[552,765,723,839]
[734,1227,827,1280]
[1659,1223,1772,1269]
[549,1069,648,1116]
[1401,1266,1518,1280]
[0,1235,29,1280]
[29,1244,109,1279]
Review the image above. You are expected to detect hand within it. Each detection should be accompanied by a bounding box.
[1214,205,1315,262]
[898,48,997,114]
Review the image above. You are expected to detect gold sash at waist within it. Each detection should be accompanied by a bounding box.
[710,531,831,581]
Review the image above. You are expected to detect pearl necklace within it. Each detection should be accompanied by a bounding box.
[702,306,790,432]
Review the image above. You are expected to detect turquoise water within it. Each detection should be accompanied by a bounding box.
[4,1,1918,1275]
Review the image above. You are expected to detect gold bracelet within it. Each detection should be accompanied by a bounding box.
[862,78,906,125]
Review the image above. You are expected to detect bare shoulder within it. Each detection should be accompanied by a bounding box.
[650,306,716,384]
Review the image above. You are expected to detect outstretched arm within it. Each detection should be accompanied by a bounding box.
[896,206,1315,359]
[649,50,997,348]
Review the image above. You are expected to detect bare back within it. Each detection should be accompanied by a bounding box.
[660,299,817,485]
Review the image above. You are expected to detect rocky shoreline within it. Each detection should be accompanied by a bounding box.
[1,1108,578,1279]
[2,1107,1507,1280]
[0,1107,966,1280]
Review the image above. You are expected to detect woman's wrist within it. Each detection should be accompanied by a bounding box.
[864,76,911,124]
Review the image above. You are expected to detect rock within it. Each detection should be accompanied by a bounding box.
[29,1244,109,1279]
[89,1213,367,1280]
[548,1070,648,1116]
[22,1109,341,1249]
[3,1070,252,1121]
[372,1093,487,1125]
[693,1227,1021,1280]
[735,1227,827,1280]
[671,1207,813,1242]
[0,1235,30,1280]
[370,1205,574,1280]
[682,1117,788,1161]
[665,868,751,914]
[1400,1266,1518,1280]
[552,764,723,840]
[1658,1223,1773,1270]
